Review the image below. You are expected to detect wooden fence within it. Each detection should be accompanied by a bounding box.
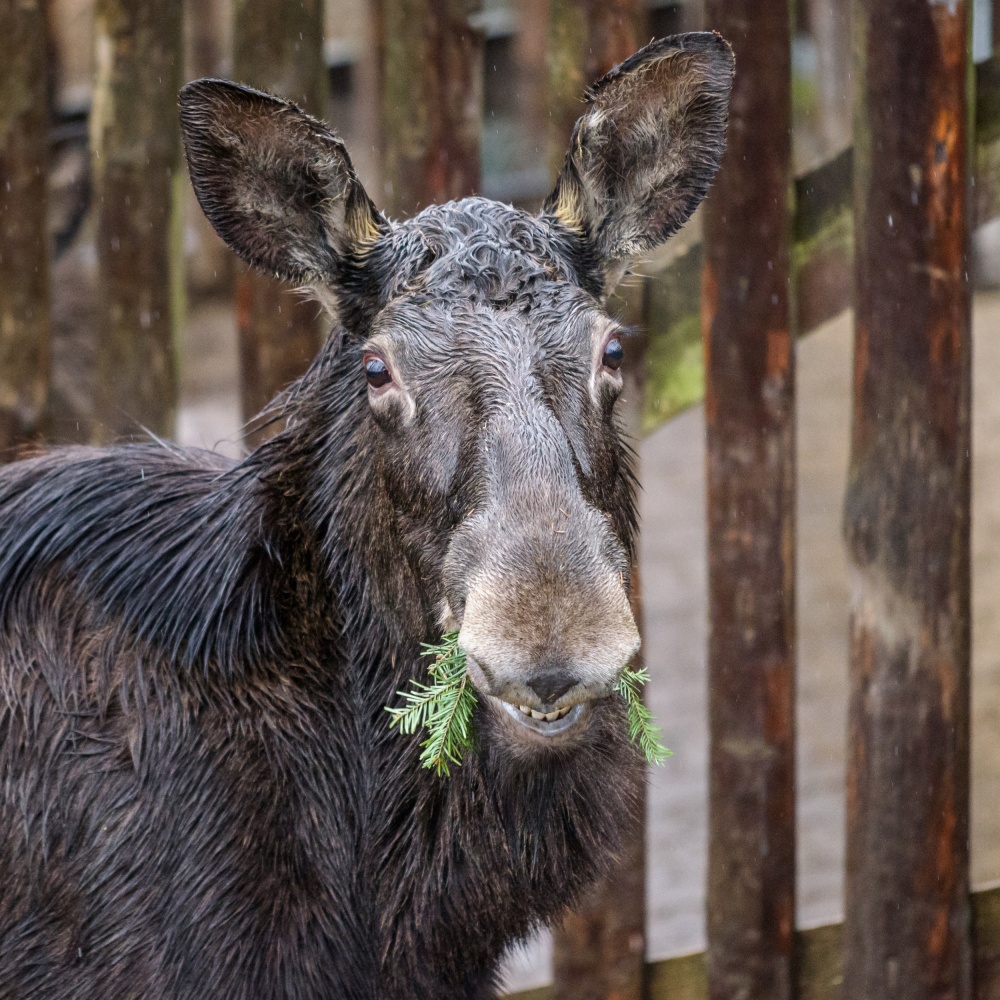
[515,884,1000,1000]
[0,1,998,999]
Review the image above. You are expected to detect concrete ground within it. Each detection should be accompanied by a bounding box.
[176,293,1000,995]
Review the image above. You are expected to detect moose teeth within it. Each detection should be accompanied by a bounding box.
[516,704,571,722]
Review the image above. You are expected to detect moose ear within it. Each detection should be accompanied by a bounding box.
[543,33,734,290]
[179,79,387,284]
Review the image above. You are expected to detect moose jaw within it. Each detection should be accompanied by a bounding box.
[0,33,733,1000]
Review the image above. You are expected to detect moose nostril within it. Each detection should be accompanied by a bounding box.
[528,670,576,705]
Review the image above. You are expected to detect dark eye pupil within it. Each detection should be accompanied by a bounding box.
[602,338,624,370]
[365,357,392,389]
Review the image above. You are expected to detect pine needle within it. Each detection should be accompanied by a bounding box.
[386,632,477,777]
[613,666,672,765]
[387,634,671,774]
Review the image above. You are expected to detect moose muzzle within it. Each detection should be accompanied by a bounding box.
[445,500,640,731]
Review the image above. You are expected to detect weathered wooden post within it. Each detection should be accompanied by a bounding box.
[0,0,50,459]
[184,0,233,298]
[233,0,325,447]
[702,1,796,998]
[683,0,706,31]
[91,0,184,442]
[374,0,484,217]
[514,0,549,192]
[547,5,648,998]
[186,0,229,83]
[547,0,643,180]
[842,3,972,999]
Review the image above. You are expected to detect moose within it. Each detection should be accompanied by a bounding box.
[0,33,733,999]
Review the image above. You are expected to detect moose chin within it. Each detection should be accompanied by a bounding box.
[0,32,733,1000]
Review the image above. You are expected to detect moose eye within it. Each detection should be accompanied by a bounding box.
[364,354,392,390]
[601,337,624,372]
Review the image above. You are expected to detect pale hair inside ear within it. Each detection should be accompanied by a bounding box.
[543,32,735,295]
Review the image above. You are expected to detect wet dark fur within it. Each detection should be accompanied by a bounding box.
[0,33,733,1000]
[0,203,643,1000]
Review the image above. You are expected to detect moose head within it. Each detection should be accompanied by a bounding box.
[179,32,734,756]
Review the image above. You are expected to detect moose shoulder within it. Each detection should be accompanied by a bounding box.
[0,34,733,1000]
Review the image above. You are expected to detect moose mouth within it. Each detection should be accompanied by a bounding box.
[497,700,586,736]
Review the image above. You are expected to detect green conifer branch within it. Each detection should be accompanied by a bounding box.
[613,666,672,765]
[387,633,671,774]
[386,632,477,777]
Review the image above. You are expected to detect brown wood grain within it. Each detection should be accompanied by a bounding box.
[0,0,50,459]
[183,0,234,300]
[233,0,325,448]
[701,3,797,999]
[546,0,645,182]
[91,0,183,443]
[374,0,484,218]
[842,2,973,998]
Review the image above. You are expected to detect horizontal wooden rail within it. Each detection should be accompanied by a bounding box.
[640,51,1000,436]
[506,884,1000,1000]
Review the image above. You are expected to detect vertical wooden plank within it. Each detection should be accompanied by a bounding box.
[514,0,550,193]
[702,1,796,999]
[184,0,233,298]
[0,0,50,460]
[682,1,706,31]
[91,0,184,442]
[548,10,648,998]
[975,888,1000,1000]
[375,0,484,218]
[186,0,229,82]
[546,0,587,181]
[233,0,324,446]
[547,0,643,180]
[842,3,972,999]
